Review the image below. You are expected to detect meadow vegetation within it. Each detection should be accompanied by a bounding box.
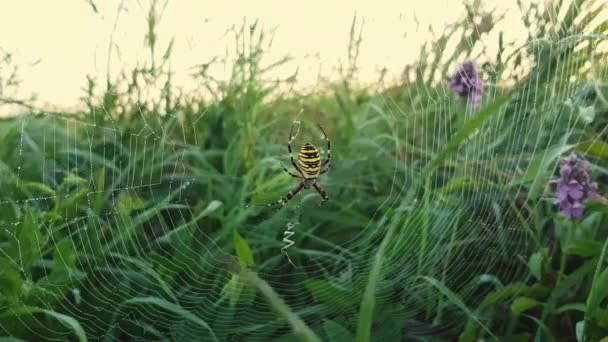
[1,0,608,341]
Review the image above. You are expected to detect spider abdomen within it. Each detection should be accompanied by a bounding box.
[298,143,321,177]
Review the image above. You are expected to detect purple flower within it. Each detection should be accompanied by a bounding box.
[448,60,484,107]
[551,154,598,219]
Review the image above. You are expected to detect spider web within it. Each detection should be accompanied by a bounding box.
[1,1,607,341]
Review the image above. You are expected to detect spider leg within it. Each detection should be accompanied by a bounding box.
[276,182,305,209]
[319,165,330,175]
[291,159,305,177]
[317,124,331,167]
[288,122,306,177]
[312,181,329,206]
[281,162,303,178]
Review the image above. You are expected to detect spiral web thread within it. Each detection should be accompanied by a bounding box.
[1,3,607,341]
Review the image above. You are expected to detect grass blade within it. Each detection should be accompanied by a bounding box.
[419,276,495,339]
[422,95,510,175]
[355,216,397,342]
[240,269,321,342]
[120,297,218,342]
[1,306,87,342]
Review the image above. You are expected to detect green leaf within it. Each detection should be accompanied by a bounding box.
[423,94,511,174]
[356,216,398,342]
[576,141,608,162]
[18,182,56,197]
[42,308,88,342]
[92,168,106,215]
[559,263,596,300]
[324,320,354,342]
[239,270,321,342]
[234,232,254,269]
[61,175,88,186]
[491,334,533,342]
[116,195,146,216]
[102,185,189,252]
[305,280,355,309]
[35,268,87,297]
[419,276,494,337]
[0,337,28,342]
[222,274,253,307]
[556,303,586,314]
[479,283,549,310]
[0,259,24,302]
[53,239,77,272]
[222,274,243,307]
[596,309,608,328]
[4,209,45,272]
[120,297,217,342]
[225,233,257,308]
[525,313,556,342]
[155,200,223,244]
[435,176,497,193]
[587,267,608,316]
[1,306,87,342]
[511,297,540,317]
[545,260,596,315]
[523,143,574,201]
[529,251,543,280]
[56,187,90,216]
[586,201,608,215]
[461,283,550,340]
[566,239,603,257]
[108,253,178,303]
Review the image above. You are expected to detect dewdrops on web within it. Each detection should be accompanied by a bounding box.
[550,154,598,219]
[448,60,484,108]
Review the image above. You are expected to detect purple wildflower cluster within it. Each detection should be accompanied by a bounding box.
[552,154,598,219]
[448,60,484,107]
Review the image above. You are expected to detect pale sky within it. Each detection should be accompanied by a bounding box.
[0,1,536,114]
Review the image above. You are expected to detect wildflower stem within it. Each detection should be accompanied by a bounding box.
[556,220,576,288]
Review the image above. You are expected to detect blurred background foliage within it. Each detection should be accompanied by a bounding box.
[1,0,608,341]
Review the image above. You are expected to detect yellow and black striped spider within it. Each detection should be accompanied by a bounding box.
[275,122,331,209]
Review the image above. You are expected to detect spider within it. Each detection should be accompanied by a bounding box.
[275,122,331,209]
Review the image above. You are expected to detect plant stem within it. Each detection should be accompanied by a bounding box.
[240,269,321,342]
[555,220,574,288]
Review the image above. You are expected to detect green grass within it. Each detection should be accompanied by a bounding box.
[1,0,608,341]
